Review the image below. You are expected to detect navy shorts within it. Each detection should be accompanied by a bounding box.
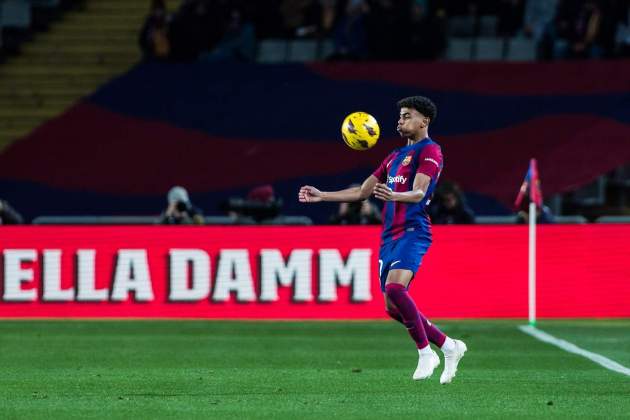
[378,233,431,292]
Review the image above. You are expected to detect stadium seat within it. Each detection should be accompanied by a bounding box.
[257,39,288,63]
[474,37,504,60]
[32,216,159,225]
[446,38,473,61]
[478,15,498,36]
[506,37,537,61]
[553,215,588,224]
[0,0,31,29]
[572,177,607,206]
[287,39,317,62]
[204,216,256,225]
[474,215,518,224]
[0,0,32,54]
[261,216,313,225]
[595,215,630,223]
[318,38,334,60]
[30,0,61,30]
[447,16,476,37]
[30,0,61,7]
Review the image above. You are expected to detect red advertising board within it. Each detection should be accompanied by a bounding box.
[0,226,628,319]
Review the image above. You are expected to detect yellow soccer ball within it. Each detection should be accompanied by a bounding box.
[341,112,380,151]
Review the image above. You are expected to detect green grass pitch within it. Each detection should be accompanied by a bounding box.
[0,320,628,419]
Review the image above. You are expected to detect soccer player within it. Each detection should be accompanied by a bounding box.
[298,96,466,383]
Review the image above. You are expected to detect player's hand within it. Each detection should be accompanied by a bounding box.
[373,183,395,201]
[299,185,323,203]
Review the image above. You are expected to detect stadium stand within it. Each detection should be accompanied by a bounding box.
[474,216,518,225]
[0,1,628,224]
[445,38,473,61]
[1,59,628,224]
[0,0,182,150]
[506,37,538,61]
[553,215,588,224]
[32,214,313,225]
[596,216,630,224]
[474,37,505,60]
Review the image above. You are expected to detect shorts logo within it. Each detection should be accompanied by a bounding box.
[402,155,412,166]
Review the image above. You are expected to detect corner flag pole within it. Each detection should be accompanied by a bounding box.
[516,158,541,327]
[528,200,536,326]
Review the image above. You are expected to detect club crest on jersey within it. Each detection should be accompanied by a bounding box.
[402,155,412,166]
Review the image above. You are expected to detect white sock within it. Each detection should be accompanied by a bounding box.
[441,337,455,353]
[418,345,433,355]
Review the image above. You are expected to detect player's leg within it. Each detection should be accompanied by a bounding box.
[385,293,449,347]
[384,269,439,380]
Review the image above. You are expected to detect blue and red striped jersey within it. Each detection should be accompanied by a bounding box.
[372,138,443,243]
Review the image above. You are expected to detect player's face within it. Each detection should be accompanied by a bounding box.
[397,107,428,138]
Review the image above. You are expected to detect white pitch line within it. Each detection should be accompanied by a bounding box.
[518,325,630,377]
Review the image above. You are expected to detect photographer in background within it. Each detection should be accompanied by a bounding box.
[221,184,283,224]
[329,184,381,225]
[159,186,204,225]
[0,199,24,224]
[428,182,475,225]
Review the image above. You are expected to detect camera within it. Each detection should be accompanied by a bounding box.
[176,201,190,212]
[220,197,282,222]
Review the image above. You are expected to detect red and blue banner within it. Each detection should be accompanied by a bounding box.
[1,61,629,221]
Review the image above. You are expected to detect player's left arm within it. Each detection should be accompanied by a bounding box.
[373,173,430,203]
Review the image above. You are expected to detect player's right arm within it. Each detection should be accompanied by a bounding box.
[299,176,378,203]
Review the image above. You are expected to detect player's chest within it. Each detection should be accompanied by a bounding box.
[386,151,416,186]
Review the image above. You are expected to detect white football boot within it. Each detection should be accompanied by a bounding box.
[412,349,440,380]
[440,339,467,384]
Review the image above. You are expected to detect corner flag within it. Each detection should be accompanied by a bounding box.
[514,158,543,208]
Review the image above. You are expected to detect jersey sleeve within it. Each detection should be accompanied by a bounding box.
[416,144,443,179]
[372,152,394,182]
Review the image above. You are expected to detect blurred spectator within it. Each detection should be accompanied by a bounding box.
[201,6,256,62]
[137,0,630,62]
[404,0,447,60]
[497,0,526,37]
[329,184,381,224]
[252,0,285,38]
[366,0,411,59]
[612,0,630,57]
[139,0,172,60]
[221,184,283,223]
[429,183,475,224]
[523,0,559,41]
[321,0,338,36]
[443,0,478,17]
[280,0,323,38]
[159,186,204,225]
[552,0,604,59]
[0,199,24,224]
[329,0,370,60]
[168,0,228,61]
[516,204,555,224]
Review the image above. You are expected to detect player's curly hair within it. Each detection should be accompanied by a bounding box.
[397,96,437,123]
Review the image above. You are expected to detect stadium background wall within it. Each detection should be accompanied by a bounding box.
[1,61,629,222]
[0,225,628,319]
